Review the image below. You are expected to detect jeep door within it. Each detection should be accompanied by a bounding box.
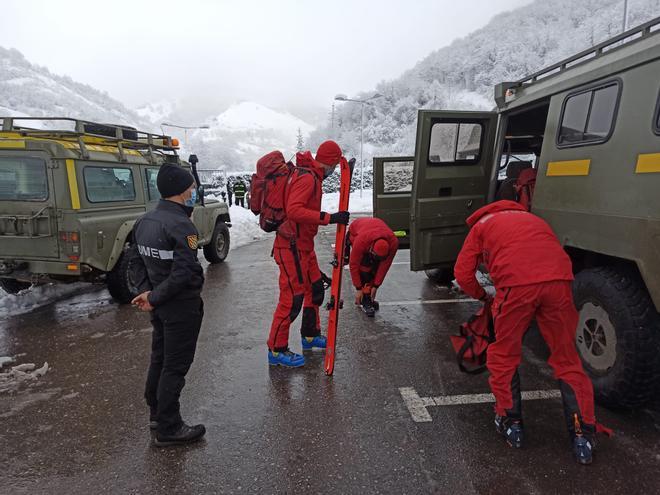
[410,111,497,271]
[0,151,60,259]
[372,156,414,248]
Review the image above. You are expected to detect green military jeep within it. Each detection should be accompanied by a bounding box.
[374,17,660,408]
[0,117,231,303]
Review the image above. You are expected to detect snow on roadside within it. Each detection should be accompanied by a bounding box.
[0,282,91,318]
[207,198,269,248]
[322,189,373,214]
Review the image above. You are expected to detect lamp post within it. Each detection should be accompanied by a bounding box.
[161,122,210,148]
[334,93,383,198]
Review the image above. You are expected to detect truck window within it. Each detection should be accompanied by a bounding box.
[83,166,136,203]
[429,122,482,164]
[0,157,48,201]
[145,168,161,201]
[557,81,620,146]
[383,160,414,193]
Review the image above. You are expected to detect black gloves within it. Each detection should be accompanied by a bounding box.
[329,211,350,225]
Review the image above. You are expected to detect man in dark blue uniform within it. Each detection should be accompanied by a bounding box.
[131,164,206,447]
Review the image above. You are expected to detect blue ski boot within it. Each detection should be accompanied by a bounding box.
[268,349,305,368]
[302,334,327,350]
[571,414,595,465]
[495,415,524,448]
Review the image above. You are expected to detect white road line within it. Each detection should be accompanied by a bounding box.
[399,387,562,422]
[379,299,477,306]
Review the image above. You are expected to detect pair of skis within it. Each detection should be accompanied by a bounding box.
[324,157,354,376]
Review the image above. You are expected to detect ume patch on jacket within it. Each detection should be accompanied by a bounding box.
[187,235,199,250]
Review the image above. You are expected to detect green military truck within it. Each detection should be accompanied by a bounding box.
[0,117,231,303]
[374,17,660,408]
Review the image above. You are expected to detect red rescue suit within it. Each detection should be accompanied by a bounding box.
[454,200,595,428]
[268,152,330,351]
[347,218,398,295]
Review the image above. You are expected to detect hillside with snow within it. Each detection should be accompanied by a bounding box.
[0,47,149,128]
[185,102,315,171]
[308,0,660,164]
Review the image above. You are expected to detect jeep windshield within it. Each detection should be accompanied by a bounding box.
[0,156,48,201]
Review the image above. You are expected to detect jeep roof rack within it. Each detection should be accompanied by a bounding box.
[0,116,179,162]
[495,16,660,106]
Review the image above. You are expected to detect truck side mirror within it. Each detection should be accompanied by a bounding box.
[188,154,199,165]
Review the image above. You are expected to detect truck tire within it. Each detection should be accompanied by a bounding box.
[203,221,230,264]
[573,266,660,408]
[0,279,31,294]
[425,267,454,285]
[107,244,141,304]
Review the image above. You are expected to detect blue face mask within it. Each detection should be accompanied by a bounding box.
[184,188,197,207]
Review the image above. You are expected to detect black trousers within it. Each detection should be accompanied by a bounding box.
[235,196,245,208]
[145,297,203,434]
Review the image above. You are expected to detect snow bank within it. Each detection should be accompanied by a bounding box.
[322,189,373,214]
[206,199,269,248]
[0,282,90,318]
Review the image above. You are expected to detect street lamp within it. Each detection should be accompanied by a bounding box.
[334,93,383,198]
[161,122,210,148]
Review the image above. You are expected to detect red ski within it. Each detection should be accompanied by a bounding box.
[324,157,355,376]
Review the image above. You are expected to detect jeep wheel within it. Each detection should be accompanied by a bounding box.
[0,279,31,295]
[573,266,660,408]
[107,244,141,304]
[425,267,454,285]
[203,221,230,264]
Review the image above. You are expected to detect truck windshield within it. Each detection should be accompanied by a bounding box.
[0,156,48,201]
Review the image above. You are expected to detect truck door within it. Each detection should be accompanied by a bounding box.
[410,110,497,271]
[372,156,414,248]
[0,151,60,259]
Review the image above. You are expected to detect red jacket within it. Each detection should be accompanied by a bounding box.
[347,217,399,288]
[454,200,573,300]
[274,151,330,251]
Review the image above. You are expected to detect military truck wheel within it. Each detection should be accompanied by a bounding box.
[0,279,31,294]
[573,266,660,408]
[203,221,230,264]
[425,267,454,285]
[107,244,141,304]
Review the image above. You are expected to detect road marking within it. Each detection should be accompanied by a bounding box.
[391,261,410,265]
[379,298,476,306]
[399,387,562,422]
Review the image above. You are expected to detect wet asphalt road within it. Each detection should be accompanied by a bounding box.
[2,224,660,494]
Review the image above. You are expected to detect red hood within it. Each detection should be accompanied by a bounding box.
[466,200,527,227]
[296,151,325,176]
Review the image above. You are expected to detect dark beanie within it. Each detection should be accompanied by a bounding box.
[157,164,195,198]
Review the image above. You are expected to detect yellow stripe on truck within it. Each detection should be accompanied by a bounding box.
[0,139,26,148]
[635,153,660,173]
[546,159,591,176]
[65,159,81,210]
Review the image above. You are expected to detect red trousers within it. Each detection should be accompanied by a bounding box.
[268,247,324,351]
[488,280,596,426]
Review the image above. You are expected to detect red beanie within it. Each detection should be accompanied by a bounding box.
[371,239,390,259]
[315,140,342,166]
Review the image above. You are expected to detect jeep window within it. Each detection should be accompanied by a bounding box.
[383,161,414,193]
[0,157,48,201]
[83,166,136,203]
[145,168,160,201]
[429,122,482,164]
[558,82,620,146]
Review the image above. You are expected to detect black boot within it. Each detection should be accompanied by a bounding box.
[494,415,524,448]
[361,294,375,317]
[149,408,158,431]
[154,423,206,447]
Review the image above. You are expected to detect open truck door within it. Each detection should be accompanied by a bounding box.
[410,110,497,272]
[372,156,414,248]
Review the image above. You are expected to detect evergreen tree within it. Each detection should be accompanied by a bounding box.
[296,127,304,152]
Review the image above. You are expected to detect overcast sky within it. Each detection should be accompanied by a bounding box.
[0,0,532,117]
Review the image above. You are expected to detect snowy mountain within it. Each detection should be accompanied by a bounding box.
[0,47,149,128]
[309,0,660,164]
[185,102,315,171]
